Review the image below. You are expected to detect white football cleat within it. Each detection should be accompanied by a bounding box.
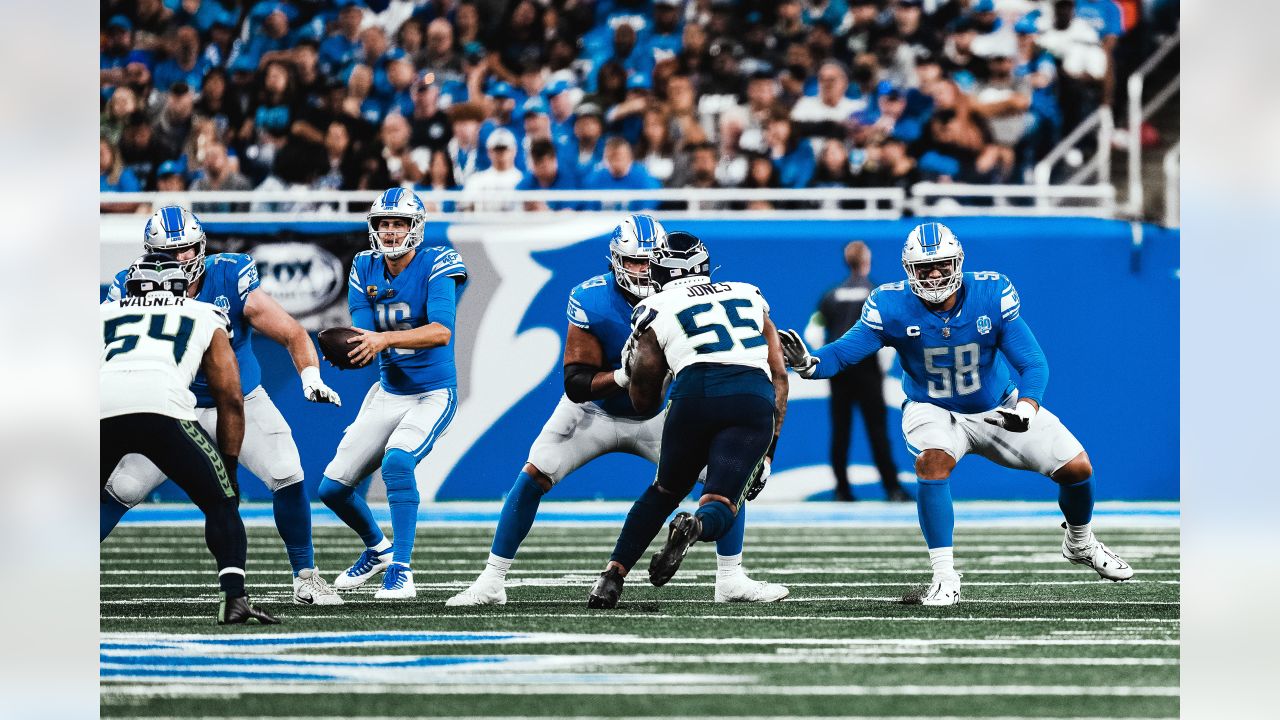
[1062,529,1134,581]
[293,568,344,605]
[374,564,416,599]
[715,572,790,603]
[920,573,962,606]
[445,576,507,606]
[333,547,392,590]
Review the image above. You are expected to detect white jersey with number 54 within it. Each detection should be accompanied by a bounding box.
[632,278,771,377]
[100,295,228,421]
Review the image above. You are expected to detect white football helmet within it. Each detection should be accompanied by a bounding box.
[902,222,964,304]
[143,205,207,284]
[368,188,427,259]
[609,214,668,298]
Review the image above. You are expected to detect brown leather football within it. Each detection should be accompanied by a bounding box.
[317,327,362,370]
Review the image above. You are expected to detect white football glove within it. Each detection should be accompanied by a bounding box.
[983,400,1036,433]
[301,366,342,406]
[614,333,638,389]
[746,457,772,501]
[779,329,820,379]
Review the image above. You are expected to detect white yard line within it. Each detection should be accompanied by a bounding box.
[98,682,1179,697]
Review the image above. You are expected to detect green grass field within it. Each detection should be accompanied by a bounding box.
[101,513,1179,719]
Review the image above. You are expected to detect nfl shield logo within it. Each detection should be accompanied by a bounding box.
[977,315,992,335]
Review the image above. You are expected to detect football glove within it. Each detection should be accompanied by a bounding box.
[301,366,342,406]
[983,400,1036,433]
[779,329,819,378]
[614,333,638,388]
[745,457,772,501]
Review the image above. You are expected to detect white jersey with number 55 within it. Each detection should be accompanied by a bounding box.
[100,295,228,421]
[633,278,772,378]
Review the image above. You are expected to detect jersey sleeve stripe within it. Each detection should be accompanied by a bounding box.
[429,263,467,282]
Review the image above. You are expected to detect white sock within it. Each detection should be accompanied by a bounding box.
[484,553,513,581]
[929,547,956,577]
[370,538,393,554]
[716,553,743,579]
[1067,523,1093,546]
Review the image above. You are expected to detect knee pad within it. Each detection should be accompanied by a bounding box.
[105,472,150,508]
[317,476,352,505]
[267,471,305,494]
[381,449,420,502]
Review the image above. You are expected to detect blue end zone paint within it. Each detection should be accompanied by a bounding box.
[117,501,1180,527]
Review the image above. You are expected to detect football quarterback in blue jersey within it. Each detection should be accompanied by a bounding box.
[780,222,1134,606]
[447,215,787,606]
[101,205,345,606]
[317,188,467,600]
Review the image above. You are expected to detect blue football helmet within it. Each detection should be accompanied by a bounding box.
[609,214,668,298]
[902,222,964,304]
[649,231,710,292]
[143,205,207,284]
[368,188,427,259]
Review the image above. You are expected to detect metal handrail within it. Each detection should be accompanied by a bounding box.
[1033,105,1114,188]
[1127,32,1180,217]
[1163,143,1180,228]
[100,184,1123,221]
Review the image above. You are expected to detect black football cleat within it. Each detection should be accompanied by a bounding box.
[587,567,625,609]
[885,486,913,503]
[648,512,702,587]
[217,593,280,625]
[834,487,857,502]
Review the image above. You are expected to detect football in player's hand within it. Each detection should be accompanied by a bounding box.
[318,327,362,370]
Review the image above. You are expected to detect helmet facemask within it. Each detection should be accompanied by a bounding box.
[904,252,964,304]
[610,248,656,298]
[368,212,425,259]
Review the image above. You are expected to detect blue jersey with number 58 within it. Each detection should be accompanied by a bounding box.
[348,246,467,394]
[105,252,261,407]
[810,271,1049,414]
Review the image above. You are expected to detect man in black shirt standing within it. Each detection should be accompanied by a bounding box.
[814,241,910,502]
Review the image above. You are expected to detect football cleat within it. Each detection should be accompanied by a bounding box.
[293,568,344,605]
[333,547,393,590]
[587,567,625,609]
[445,576,507,607]
[1062,524,1134,581]
[648,512,702,587]
[217,593,280,625]
[715,572,790,603]
[374,564,416,599]
[919,573,962,606]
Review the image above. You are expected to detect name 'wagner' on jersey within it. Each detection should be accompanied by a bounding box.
[101,294,228,420]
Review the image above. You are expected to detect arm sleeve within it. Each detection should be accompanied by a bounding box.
[347,261,375,331]
[810,322,885,380]
[425,271,458,331]
[1000,316,1049,404]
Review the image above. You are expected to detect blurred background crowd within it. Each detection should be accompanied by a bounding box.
[100,0,1180,210]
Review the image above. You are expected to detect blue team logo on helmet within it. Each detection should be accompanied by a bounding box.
[609,214,668,298]
[368,188,427,259]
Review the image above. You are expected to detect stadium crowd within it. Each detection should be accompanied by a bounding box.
[100,0,1174,209]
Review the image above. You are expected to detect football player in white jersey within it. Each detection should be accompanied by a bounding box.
[448,217,786,607]
[101,254,276,624]
[101,206,344,606]
[589,232,789,608]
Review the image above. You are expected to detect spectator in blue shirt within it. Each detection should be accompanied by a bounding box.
[765,111,816,188]
[320,0,365,79]
[649,0,685,62]
[478,81,523,171]
[153,25,211,92]
[572,102,607,179]
[580,136,660,211]
[519,98,579,180]
[101,16,135,76]
[545,80,577,147]
[202,12,244,70]
[517,138,580,211]
[100,137,142,192]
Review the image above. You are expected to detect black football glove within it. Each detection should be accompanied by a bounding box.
[983,402,1037,433]
[779,329,819,378]
[745,457,772,501]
